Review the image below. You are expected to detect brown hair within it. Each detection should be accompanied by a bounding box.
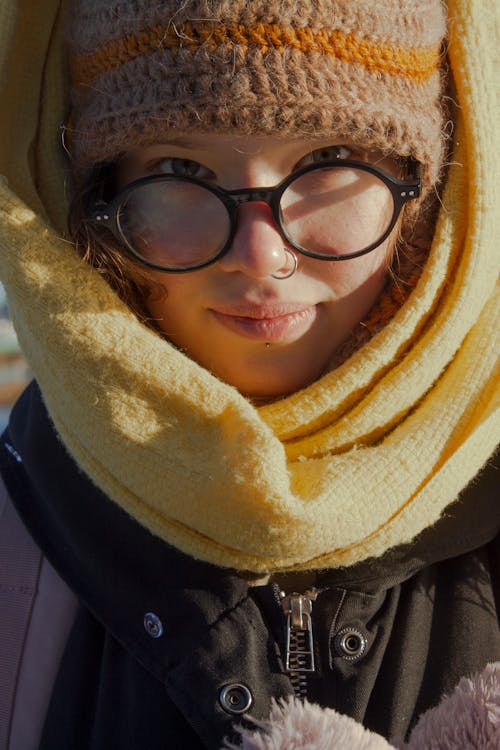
[67,166,166,326]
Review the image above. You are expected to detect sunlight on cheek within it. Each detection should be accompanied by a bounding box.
[318,234,395,298]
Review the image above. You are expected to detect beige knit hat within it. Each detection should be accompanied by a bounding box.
[67,0,447,189]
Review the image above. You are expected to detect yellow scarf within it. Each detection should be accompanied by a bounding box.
[0,0,498,572]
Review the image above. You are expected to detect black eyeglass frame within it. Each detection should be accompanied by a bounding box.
[89,159,421,273]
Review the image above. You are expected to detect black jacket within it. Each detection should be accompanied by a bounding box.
[2,383,499,749]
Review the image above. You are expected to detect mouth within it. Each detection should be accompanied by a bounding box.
[210,303,318,343]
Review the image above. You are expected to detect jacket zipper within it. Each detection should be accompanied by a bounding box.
[277,589,318,699]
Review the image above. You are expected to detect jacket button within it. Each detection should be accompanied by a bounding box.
[219,684,253,714]
[143,612,163,638]
[333,627,367,660]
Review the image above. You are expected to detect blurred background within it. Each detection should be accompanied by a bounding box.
[0,282,30,432]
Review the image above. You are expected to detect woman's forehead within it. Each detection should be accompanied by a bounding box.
[121,133,361,160]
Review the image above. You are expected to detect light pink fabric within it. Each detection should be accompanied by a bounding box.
[407,663,500,749]
[226,664,500,749]
[0,476,78,750]
[225,698,393,749]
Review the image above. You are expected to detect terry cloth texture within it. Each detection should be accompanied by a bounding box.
[67,0,447,190]
[0,0,498,573]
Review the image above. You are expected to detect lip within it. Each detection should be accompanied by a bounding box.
[210,303,318,343]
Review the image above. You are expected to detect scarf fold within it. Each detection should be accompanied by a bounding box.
[0,0,498,572]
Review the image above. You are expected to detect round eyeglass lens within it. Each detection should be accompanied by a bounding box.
[118,180,231,269]
[280,166,396,257]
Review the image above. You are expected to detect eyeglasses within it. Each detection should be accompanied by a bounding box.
[89,159,421,273]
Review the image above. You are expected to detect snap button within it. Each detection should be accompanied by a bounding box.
[219,684,253,715]
[143,612,163,639]
[333,627,367,661]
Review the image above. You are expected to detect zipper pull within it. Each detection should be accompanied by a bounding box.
[280,592,317,674]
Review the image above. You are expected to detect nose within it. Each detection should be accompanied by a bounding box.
[217,201,293,279]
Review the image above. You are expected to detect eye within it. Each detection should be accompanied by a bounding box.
[149,157,215,180]
[296,145,353,169]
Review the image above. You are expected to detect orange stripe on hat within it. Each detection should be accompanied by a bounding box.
[71,22,441,89]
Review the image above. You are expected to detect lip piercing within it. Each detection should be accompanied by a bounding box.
[271,248,298,280]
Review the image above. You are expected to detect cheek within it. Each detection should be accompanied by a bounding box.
[317,237,394,299]
[143,270,223,353]
[143,273,194,323]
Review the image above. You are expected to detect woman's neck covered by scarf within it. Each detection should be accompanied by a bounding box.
[0,0,498,573]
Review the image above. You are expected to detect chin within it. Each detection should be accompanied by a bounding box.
[215,357,328,402]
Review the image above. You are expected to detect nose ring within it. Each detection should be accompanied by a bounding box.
[271,248,298,280]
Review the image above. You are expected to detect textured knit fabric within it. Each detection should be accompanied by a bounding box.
[67,0,447,190]
[0,0,498,573]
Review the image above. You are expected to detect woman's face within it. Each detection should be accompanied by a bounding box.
[118,134,400,400]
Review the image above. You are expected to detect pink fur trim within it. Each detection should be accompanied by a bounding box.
[223,663,499,749]
[407,662,500,749]
[224,697,393,749]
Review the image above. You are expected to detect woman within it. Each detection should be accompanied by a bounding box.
[0,0,498,748]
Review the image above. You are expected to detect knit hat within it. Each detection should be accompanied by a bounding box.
[67,0,447,190]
